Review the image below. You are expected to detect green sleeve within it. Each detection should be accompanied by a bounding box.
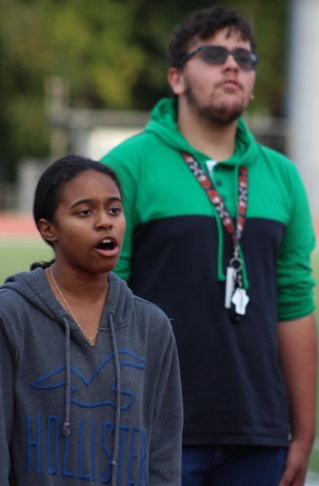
[277,166,316,321]
[101,153,138,283]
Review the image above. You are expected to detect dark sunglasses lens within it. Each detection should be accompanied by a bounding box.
[202,46,227,65]
[201,46,256,70]
[233,49,255,70]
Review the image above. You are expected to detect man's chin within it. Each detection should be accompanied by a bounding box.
[201,104,244,126]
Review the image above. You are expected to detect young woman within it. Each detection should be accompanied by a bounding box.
[0,155,183,486]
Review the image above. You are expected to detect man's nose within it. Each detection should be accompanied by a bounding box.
[222,52,240,71]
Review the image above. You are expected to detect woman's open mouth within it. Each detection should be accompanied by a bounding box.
[95,237,119,257]
[97,238,115,250]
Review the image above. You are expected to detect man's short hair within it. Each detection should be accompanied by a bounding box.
[168,6,256,68]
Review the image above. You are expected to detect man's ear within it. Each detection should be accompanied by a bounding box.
[167,67,186,96]
[37,218,57,244]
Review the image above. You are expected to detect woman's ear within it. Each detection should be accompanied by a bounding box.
[167,67,186,96]
[37,219,57,244]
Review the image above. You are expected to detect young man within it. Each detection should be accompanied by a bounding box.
[101,6,317,486]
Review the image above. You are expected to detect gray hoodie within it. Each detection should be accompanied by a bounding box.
[0,268,182,485]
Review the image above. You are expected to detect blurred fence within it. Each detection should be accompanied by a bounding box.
[0,112,291,214]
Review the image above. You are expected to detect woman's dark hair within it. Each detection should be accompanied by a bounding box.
[168,6,256,68]
[31,154,122,270]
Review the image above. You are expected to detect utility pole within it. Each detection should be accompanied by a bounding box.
[286,0,319,220]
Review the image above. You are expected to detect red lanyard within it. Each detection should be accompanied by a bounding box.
[181,152,248,250]
[181,152,250,321]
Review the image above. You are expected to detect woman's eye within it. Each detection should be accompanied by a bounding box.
[78,209,91,216]
[108,207,121,215]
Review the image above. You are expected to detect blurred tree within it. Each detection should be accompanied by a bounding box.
[0,0,288,179]
[0,0,144,178]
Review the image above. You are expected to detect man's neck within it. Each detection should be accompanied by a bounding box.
[177,103,238,162]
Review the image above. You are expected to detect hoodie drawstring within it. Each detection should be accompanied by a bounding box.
[109,313,121,486]
[61,313,121,485]
[62,316,71,437]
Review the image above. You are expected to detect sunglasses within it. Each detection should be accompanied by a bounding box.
[179,45,259,71]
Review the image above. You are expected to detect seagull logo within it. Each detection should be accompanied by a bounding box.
[32,350,145,411]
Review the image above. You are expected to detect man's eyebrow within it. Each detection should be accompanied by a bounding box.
[70,196,122,209]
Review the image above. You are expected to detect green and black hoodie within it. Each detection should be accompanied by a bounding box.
[102,98,316,447]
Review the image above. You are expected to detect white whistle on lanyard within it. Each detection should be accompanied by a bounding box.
[231,287,250,315]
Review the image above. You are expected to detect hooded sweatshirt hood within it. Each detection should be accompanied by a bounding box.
[0,268,182,485]
[145,97,259,168]
[3,267,133,333]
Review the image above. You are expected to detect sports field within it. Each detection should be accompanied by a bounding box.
[0,214,319,482]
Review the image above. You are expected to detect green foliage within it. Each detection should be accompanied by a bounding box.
[0,0,288,174]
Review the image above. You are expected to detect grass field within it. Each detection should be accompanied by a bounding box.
[0,238,53,279]
[0,238,319,481]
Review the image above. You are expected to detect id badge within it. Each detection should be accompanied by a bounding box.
[225,266,236,309]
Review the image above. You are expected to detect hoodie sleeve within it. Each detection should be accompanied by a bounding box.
[101,152,138,283]
[148,330,183,485]
[276,166,316,321]
[0,310,16,485]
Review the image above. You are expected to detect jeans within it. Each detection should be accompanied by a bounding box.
[182,445,287,486]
